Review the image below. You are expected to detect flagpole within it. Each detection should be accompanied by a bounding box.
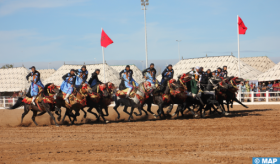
[102,28,106,83]
[237,15,241,101]
[237,15,241,78]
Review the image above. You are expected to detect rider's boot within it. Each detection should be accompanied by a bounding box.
[31,96,36,105]
[126,88,132,98]
[64,94,70,103]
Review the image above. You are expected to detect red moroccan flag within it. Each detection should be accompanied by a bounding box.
[238,16,247,35]
[101,29,113,48]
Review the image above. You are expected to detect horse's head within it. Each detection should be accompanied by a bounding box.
[143,81,153,92]
[81,83,92,94]
[107,82,116,93]
[99,83,109,97]
[218,81,229,89]
[180,73,192,83]
[47,83,60,95]
[168,79,181,90]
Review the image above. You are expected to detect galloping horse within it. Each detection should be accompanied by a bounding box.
[55,83,92,124]
[113,81,153,121]
[9,83,61,126]
[80,82,116,123]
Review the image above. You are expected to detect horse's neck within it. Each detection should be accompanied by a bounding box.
[76,91,85,100]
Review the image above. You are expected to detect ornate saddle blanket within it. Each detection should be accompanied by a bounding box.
[22,95,55,105]
[57,92,87,107]
[115,88,137,98]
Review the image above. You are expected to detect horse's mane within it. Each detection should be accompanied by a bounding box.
[42,83,53,96]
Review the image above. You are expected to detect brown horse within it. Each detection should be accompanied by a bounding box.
[78,82,116,123]
[9,83,61,126]
[55,83,92,124]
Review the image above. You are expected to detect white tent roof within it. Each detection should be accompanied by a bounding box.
[156,55,262,81]
[257,62,280,81]
[37,69,56,81]
[0,67,29,92]
[111,65,145,84]
[43,64,121,86]
[241,56,275,73]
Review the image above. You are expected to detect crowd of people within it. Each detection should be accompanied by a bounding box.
[240,80,280,102]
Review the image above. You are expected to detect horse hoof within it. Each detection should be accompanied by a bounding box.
[194,114,198,118]
[172,113,176,117]
[106,120,109,123]
[202,114,205,118]
[225,112,230,116]
[55,125,59,127]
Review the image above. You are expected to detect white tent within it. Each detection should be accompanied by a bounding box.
[257,62,280,81]
[111,65,145,84]
[37,69,56,81]
[241,56,275,73]
[156,55,262,81]
[43,64,121,86]
[0,67,29,92]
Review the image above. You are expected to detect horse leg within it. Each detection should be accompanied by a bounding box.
[123,106,134,120]
[81,108,87,118]
[128,107,135,122]
[21,105,30,124]
[233,97,248,108]
[87,107,99,121]
[103,106,109,116]
[167,104,173,113]
[43,103,60,127]
[55,107,61,121]
[133,104,143,116]
[31,110,38,126]
[98,107,109,123]
[113,99,121,119]
[146,103,155,116]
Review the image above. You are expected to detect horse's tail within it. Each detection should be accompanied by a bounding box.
[9,97,24,109]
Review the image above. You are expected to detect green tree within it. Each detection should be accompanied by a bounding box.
[1,64,13,69]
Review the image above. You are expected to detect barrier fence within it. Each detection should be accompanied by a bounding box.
[0,91,279,109]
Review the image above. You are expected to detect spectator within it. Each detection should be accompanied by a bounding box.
[260,83,267,100]
[267,82,273,91]
[245,81,250,102]
[273,81,279,100]
[12,92,17,98]
[18,90,23,97]
[241,83,246,102]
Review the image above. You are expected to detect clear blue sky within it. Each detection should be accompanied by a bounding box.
[0,0,280,69]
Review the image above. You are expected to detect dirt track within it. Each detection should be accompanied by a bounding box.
[0,105,280,164]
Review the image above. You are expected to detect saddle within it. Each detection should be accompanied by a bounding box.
[115,88,137,98]
[57,91,87,108]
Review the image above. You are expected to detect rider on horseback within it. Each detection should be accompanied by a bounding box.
[88,69,103,88]
[61,69,76,103]
[190,66,202,98]
[26,66,44,105]
[119,65,139,98]
[222,66,228,78]
[200,69,212,90]
[74,65,88,89]
[215,67,223,78]
[142,63,157,87]
[160,64,174,92]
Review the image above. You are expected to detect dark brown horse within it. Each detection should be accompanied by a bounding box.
[9,83,61,126]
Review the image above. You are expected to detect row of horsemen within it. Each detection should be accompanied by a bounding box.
[10,64,246,126]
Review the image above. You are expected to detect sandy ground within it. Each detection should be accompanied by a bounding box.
[0,105,280,164]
